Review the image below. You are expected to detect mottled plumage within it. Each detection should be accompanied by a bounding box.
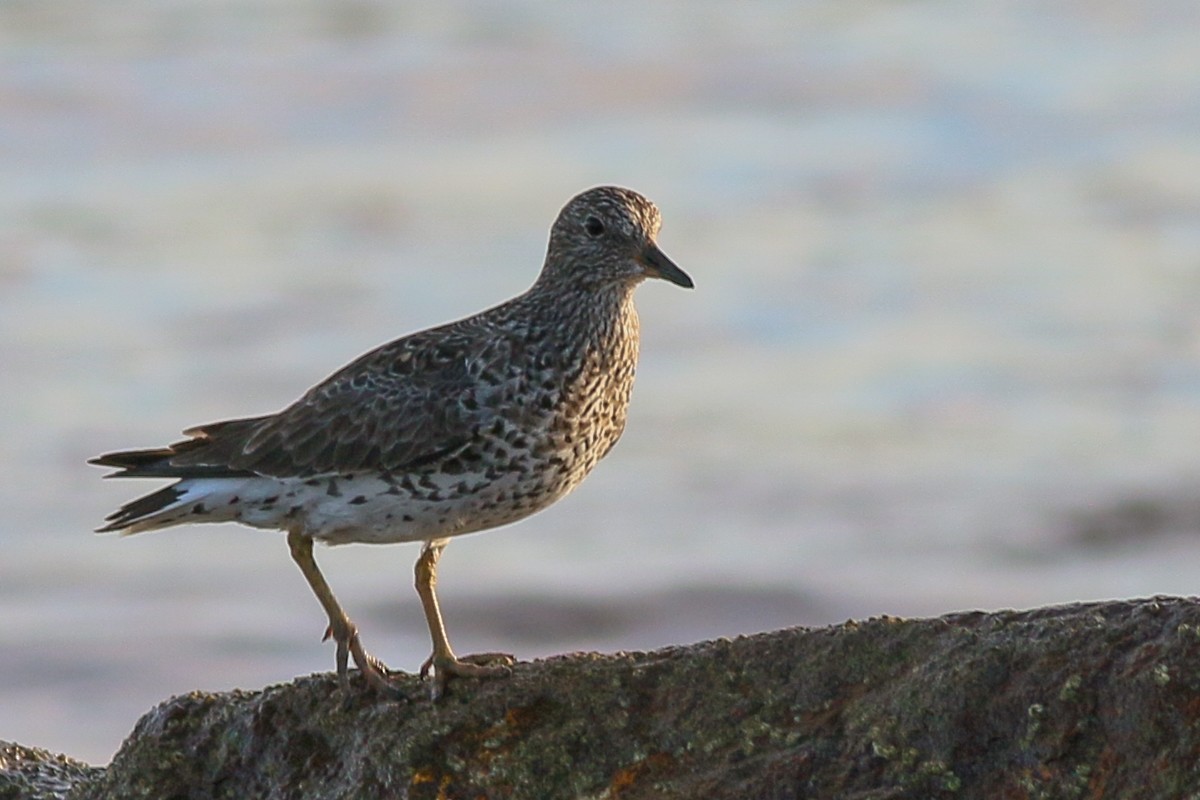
[92,185,692,697]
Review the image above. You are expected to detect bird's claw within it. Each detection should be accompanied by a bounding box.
[419,651,515,700]
[322,621,403,699]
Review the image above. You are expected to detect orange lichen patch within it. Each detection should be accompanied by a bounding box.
[607,752,675,796]
[467,702,545,763]
[503,704,539,730]
[410,766,438,785]
[406,700,547,797]
[408,767,458,800]
[465,702,540,757]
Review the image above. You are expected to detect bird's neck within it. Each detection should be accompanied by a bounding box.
[519,278,639,349]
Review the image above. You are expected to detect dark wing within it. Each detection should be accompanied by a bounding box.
[92,323,506,480]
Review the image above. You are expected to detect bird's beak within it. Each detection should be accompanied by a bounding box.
[638,242,694,289]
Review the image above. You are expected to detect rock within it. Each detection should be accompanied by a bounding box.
[8,597,1200,798]
[0,742,101,800]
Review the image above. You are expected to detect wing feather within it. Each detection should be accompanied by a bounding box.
[116,322,515,479]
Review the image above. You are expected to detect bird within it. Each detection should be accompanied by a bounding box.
[90,185,693,699]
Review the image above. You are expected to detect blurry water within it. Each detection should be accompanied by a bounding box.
[4,0,1200,763]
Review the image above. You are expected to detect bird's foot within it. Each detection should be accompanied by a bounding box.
[322,622,404,700]
[419,651,515,700]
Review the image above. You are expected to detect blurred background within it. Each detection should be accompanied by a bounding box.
[3,0,1200,764]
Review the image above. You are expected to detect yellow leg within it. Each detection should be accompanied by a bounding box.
[414,540,514,699]
[286,529,395,696]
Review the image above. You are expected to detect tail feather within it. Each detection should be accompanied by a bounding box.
[89,442,256,479]
[92,416,275,532]
[96,485,186,533]
[89,416,270,479]
[90,447,177,472]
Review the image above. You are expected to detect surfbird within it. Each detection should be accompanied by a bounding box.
[91,185,693,699]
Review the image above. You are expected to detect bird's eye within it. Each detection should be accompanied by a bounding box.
[584,216,605,237]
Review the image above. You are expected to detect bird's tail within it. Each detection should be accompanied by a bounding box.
[96,484,188,533]
[94,477,252,534]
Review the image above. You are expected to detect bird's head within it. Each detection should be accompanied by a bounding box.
[539,186,693,291]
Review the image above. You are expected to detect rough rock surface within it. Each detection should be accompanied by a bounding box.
[8,597,1200,798]
[0,742,101,800]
